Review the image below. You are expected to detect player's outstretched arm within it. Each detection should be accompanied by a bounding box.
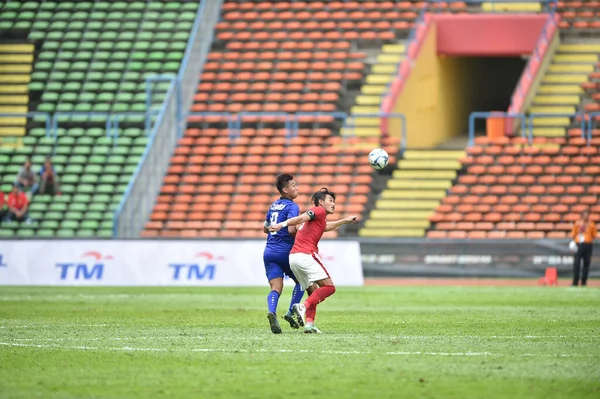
[263,221,270,234]
[269,212,312,232]
[325,215,357,232]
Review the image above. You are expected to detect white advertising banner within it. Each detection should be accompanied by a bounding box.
[0,240,363,287]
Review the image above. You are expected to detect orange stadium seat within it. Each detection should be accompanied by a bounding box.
[430,133,600,238]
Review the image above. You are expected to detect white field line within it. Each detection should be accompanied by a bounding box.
[0,342,594,358]
[0,333,588,341]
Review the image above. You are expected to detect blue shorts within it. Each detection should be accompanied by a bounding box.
[263,250,298,284]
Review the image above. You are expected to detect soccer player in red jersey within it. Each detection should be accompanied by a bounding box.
[269,187,356,333]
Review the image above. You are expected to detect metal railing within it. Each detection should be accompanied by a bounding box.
[468,111,594,146]
[586,112,600,144]
[0,112,51,134]
[527,112,586,145]
[468,112,527,146]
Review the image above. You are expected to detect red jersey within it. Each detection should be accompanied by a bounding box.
[8,192,28,210]
[290,206,327,255]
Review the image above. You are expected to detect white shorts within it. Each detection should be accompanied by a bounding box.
[289,252,330,291]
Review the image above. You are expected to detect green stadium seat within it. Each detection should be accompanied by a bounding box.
[2,0,197,237]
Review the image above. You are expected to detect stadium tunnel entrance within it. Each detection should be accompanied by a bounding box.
[445,56,528,135]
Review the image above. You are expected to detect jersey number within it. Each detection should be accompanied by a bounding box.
[270,212,279,235]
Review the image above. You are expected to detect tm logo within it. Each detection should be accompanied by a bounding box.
[56,251,112,280]
[0,254,7,267]
[169,252,223,281]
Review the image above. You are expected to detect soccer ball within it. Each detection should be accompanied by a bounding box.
[368,148,389,170]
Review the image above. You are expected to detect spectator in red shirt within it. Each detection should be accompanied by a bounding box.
[7,185,29,223]
[0,191,6,222]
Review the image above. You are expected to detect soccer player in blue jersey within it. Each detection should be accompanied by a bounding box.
[263,174,306,334]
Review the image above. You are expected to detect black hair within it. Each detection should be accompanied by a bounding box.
[311,187,336,206]
[276,174,294,195]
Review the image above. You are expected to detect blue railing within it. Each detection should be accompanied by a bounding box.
[468,111,593,146]
[586,112,600,144]
[184,112,407,149]
[233,112,294,139]
[468,112,527,146]
[528,113,586,144]
[0,112,51,133]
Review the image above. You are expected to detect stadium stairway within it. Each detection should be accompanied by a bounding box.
[358,149,464,237]
[0,43,33,147]
[344,42,406,139]
[529,42,599,139]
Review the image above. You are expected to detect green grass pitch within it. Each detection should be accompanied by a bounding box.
[1,285,599,398]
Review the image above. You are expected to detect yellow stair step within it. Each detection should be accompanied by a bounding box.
[375,200,440,210]
[366,74,393,85]
[377,53,403,64]
[381,189,446,200]
[537,85,582,95]
[382,44,406,54]
[531,127,565,136]
[398,159,462,169]
[365,219,430,229]
[0,94,28,104]
[393,170,457,179]
[541,74,587,85]
[553,54,598,63]
[0,44,34,53]
[530,117,570,126]
[0,117,26,126]
[533,94,580,105]
[348,116,379,127]
[0,64,32,73]
[548,64,594,73]
[482,2,541,12]
[361,85,387,95]
[0,105,27,113]
[356,95,381,106]
[341,127,380,137]
[403,150,465,160]
[0,127,26,136]
[531,142,560,150]
[359,228,425,237]
[350,105,381,115]
[388,179,452,190]
[371,64,397,75]
[558,43,600,53]
[0,54,34,63]
[0,75,30,83]
[0,85,28,94]
[528,105,576,114]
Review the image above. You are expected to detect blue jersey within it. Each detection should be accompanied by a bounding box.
[264,197,299,253]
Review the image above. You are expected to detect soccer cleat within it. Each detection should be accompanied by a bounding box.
[283,311,300,329]
[291,303,306,327]
[304,324,322,334]
[267,312,282,334]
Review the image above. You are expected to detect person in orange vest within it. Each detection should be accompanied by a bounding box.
[571,210,597,287]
